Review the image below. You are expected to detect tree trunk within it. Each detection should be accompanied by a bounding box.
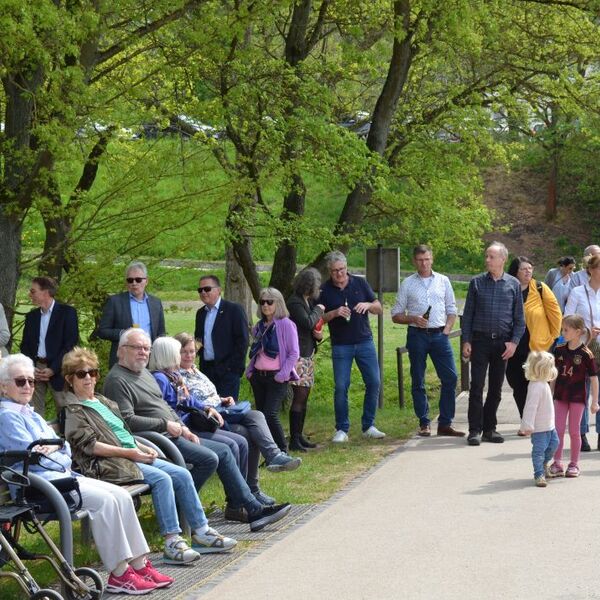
[0,213,23,329]
[547,153,558,220]
[225,245,254,324]
[312,0,415,261]
[270,173,306,296]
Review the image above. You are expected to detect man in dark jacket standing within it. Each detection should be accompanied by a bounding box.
[97,261,166,367]
[20,276,79,415]
[194,275,249,400]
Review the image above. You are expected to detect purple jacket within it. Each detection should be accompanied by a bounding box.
[246,317,300,383]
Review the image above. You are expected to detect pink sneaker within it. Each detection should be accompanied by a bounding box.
[106,566,157,595]
[548,462,564,478]
[134,559,174,589]
[565,464,580,478]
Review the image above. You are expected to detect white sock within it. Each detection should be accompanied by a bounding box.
[193,524,209,536]
[112,560,129,577]
[130,556,146,571]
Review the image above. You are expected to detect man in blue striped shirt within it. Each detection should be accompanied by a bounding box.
[461,241,525,446]
[392,245,463,437]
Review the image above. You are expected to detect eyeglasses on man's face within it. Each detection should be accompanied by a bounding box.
[198,286,218,294]
[126,277,146,284]
[123,344,151,353]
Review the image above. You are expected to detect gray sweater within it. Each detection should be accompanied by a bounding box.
[103,363,182,433]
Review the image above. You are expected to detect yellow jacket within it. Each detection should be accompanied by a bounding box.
[524,279,562,351]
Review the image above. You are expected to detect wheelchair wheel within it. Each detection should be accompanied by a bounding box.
[66,567,104,600]
[30,590,64,600]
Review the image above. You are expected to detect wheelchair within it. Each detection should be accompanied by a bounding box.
[0,439,104,600]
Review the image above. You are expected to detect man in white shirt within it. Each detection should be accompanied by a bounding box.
[391,245,463,437]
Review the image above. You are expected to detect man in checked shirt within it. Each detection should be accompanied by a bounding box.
[392,244,464,438]
[461,241,525,446]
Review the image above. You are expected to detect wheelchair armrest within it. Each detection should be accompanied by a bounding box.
[27,473,75,566]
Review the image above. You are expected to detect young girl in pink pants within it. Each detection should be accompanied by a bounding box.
[549,315,599,478]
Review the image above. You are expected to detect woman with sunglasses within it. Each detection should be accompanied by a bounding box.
[0,353,169,594]
[246,288,300,452]
[62,347,236,564]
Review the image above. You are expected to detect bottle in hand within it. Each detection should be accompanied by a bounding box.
[344,299,351,322]
[422,306,431,320]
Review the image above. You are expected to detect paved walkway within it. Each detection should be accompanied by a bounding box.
[185,384,600,600]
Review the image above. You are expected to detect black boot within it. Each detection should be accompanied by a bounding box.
[581,433,591,452]
[298,409,316,448]
[289,411,307,452]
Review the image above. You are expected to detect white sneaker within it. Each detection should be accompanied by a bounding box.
[362,425,386,439]
[331,430,349,443]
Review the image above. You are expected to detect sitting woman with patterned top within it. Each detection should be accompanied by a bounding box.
[62,347,236,563]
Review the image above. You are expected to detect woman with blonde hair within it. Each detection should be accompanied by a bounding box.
[246,288,300,452]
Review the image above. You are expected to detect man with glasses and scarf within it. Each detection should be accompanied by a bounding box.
[97,261,166,367]
[194,274,249,400]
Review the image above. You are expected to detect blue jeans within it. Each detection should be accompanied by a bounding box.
[406,328,458,427]
[331,340,380,433]
[531,429,559,478]
[172,436,262,515]
[197,429,249,481]
[137,458,207,535]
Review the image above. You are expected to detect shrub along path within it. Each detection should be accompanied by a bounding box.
[183,382,600,600]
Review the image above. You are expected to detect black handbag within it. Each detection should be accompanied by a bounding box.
[178,404,220,433]
[25,476,83,513]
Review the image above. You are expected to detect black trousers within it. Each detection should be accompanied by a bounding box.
[505,353,529,418]
[249,371,288,452]
[467,336,508,433]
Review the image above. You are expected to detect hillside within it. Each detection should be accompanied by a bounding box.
[481,165,591,271]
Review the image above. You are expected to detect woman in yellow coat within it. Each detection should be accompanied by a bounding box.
[506,256,562,419]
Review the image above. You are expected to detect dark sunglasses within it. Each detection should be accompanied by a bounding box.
[197,286,217,294]
[126,277,146,284]
[14,377,35,387]
[73,369,99,379]
[259,299,274,306]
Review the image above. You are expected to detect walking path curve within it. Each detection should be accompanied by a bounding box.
[187,384,600,600]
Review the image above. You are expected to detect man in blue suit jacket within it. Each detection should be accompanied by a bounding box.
[20,276,79,416]
[97,261,166,367]
[194,275,249,400]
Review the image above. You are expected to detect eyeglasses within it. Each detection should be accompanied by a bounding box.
[123,344,151,352]
[198,286,217,294]
[73,369,99,379]
[259,299,274,306]
[126,277,146,284]
[330,267,347,274]
[14,377,35,388]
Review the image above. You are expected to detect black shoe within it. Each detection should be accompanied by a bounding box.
[224,505,249,523]
[581,433,591,452]
[482,430,504,443]
[299,434,317,449]
[597,434,600,451]
[467,431,482,446]
[248,503,292,532]
[289,436,308,452]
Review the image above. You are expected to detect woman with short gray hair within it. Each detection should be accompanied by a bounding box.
[247,287,301,452]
